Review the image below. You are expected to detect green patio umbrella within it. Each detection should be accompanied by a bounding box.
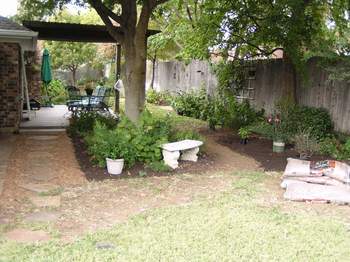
[41,48,53,107]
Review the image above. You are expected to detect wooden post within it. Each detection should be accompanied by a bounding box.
[114,43,121,113]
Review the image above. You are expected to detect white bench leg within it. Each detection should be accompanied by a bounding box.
[181,147,199,162]
[163,150,180,169]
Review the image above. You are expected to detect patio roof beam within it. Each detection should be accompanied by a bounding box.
[22,21,160,43]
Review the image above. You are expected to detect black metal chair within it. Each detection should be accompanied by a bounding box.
[67,86,111,114]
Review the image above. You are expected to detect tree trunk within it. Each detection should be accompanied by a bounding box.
[150,53,157,89]
[124,36,147,122]
[72,67,77,87]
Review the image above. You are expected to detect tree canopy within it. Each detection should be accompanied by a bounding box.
[43,10,101,86]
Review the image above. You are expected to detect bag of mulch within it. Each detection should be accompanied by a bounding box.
[312,160,350,183]
[283,181,350,204]
[281,176,345,189]
[283,158,313,177]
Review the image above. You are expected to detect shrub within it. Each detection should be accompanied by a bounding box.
[85,120,136,167]
[146,89,172,105]
[238,127,251,140]
[276,99,333,140]
[132,110,172,163]
[147,161,171,172]
[45,79,68,104]
[293,129,320,159]
[318,137,350,160]
[318,137,341,158]
[171,89,207,119]
[169,129,204,142]
[171,89,262,129]
[68,111,118,137]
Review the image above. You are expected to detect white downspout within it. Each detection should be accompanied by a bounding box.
[20,48,31,120]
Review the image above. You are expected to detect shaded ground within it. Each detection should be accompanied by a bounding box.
[0,129,260,242]
[217,131,334,171]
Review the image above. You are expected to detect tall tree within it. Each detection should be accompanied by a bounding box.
[180,0,350,99]
[19,0,169,122]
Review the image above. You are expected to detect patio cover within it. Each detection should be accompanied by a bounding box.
[22,21,159,43]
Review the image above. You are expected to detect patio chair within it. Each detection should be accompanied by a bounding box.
[66,85,80,100]
[67,86,111,113]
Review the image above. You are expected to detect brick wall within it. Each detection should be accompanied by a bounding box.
[0,42,21,130]
[25,50,41,100]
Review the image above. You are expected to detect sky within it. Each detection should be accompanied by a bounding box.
[0,0,18,17]
[0,0,87,18]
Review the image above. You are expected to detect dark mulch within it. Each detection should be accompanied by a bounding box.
[70,135,215,181]
[218,133,330,172]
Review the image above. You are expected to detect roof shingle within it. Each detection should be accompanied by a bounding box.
[0,16,32,31]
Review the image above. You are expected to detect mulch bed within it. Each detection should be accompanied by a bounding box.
[70,135,215,181]
[218,133,330,172]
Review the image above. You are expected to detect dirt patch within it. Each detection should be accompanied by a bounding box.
[217,131,334,172]
[70,130,259,181]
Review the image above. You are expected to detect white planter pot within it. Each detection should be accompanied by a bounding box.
[106,158,124,175]
[273,141,285,153]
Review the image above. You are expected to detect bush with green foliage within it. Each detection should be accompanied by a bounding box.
[67,111,118,137]
[318,137,350,160]
[169,129,204,143]
[85,120,136,167]
[276,98,333,140]
[75,110,177,169]
[146,89,172,105]
[171,89,262,129]
[171,89,208,119]
[45,79,68,104]
[131,110,172,163]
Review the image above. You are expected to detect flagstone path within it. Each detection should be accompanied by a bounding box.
[0,132,86,243]
[0,130,261,244]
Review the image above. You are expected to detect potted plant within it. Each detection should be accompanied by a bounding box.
[238,127,251,144]
[268,114,287,153]
[85,87,93,96]
[104,143,125,175]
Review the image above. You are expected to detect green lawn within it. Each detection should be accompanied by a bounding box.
[1,172,349,261]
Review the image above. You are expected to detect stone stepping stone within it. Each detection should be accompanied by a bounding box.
[4,229,51,243]
[96,242,117,249]
[23,166,58,182]
[29,195,61,208]
[28,136,59,141]
[0,179,4,196]
[24,211,61,223]
[27,152,54,158]
[17,182,60,194]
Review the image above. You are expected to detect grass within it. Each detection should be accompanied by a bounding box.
[1,171,350,261]
[113,98,207,131]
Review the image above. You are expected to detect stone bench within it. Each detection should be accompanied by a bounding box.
[161,139,203,169]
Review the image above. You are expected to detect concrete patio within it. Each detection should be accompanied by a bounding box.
[20,105,70,131]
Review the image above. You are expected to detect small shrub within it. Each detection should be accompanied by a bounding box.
[132,110,172,163]
[318,137,341,158]
[169,129,204,142]
[293,130,320,159]
[276,99,333,140]
[238,127,251,140]
[147,161,171,172]
[171,89,208,119]
[343,139,350,159]
[146,89,172,105]
[45,79,68,104]
[85,120,136,167]
[68,111,118,137]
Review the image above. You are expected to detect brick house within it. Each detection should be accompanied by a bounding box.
[0,16,38,132]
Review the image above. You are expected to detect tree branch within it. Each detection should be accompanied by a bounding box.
[88,0,124,44]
